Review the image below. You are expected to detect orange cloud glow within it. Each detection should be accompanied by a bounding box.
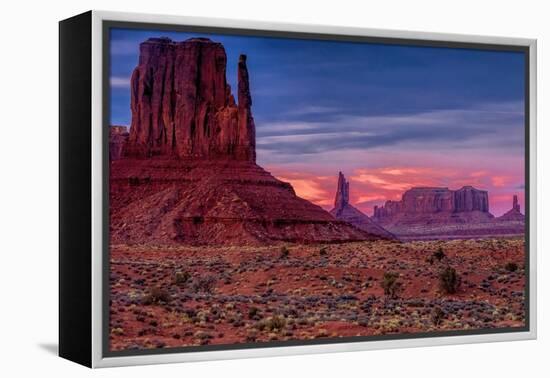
[277,174,334,207]
[266,163,524,217]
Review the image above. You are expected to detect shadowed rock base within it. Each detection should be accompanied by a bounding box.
[110,159,376,245]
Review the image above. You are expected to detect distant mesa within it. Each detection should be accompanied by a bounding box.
[372,187,524,240]
[373,186,493,224]
[330,172,396,240]
[110,38,381,246]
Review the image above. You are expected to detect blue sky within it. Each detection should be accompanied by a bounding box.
[109,27,526,215]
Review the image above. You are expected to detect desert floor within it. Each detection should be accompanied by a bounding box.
[109,238,526,351]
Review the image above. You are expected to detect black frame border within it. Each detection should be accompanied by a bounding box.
[59,11,93,367]
[101,19,531,359]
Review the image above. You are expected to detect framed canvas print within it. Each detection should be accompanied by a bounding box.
[59,10,537,368]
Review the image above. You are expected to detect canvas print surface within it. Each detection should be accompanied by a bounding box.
[107,26,527,353]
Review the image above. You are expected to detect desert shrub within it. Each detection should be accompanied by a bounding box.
[173,270,191,285]
[191,275,216,293]
[246,329,258,342]
[433,247,446,262]
[194,330,213,345]
[505,262,519,272]
[266,315,286,331]
[381,272,403,299]
[142,285,171,304]
[280,246,290,259]
[248,306,260,319]
[431,306,445,326]
[111,327,124,335]
[316,329,329,338]
[255,315,286,332]
[438,266,461,294]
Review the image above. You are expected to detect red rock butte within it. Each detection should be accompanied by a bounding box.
[110,37,379,246]
[124,37,255,161]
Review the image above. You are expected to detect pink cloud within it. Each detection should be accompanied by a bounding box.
[491,175,510,187]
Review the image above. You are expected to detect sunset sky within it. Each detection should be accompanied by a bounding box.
[110,28,526,216]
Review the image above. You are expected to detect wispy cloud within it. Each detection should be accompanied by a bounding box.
[257,104,524,155]
[258,121,322,134]
[284,105,341,117]
[110,76,130,89]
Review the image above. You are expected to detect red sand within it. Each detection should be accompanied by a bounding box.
[109,238,525,351]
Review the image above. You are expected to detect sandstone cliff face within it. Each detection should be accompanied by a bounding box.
[124,37,255,161]
[454,186,489,213]
[329,172,395,240]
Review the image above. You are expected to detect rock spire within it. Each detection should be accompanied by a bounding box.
[334,172,350,209]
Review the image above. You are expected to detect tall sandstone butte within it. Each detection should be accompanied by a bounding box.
[330,172,396,240]
[125,37,255,161]
[111,38,377,246]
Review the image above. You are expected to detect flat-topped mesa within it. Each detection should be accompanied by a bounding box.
[371,187,528,240]
[124,37,256,161]
[373,186,492,220]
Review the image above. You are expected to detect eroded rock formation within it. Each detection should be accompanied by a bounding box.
[334,172,350,209]
[110,38,378,246]
[371,186,504,240]
[330,172,395,240]
[124,37,255,161]
[373,186,493,221]
[498,195,525,221]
